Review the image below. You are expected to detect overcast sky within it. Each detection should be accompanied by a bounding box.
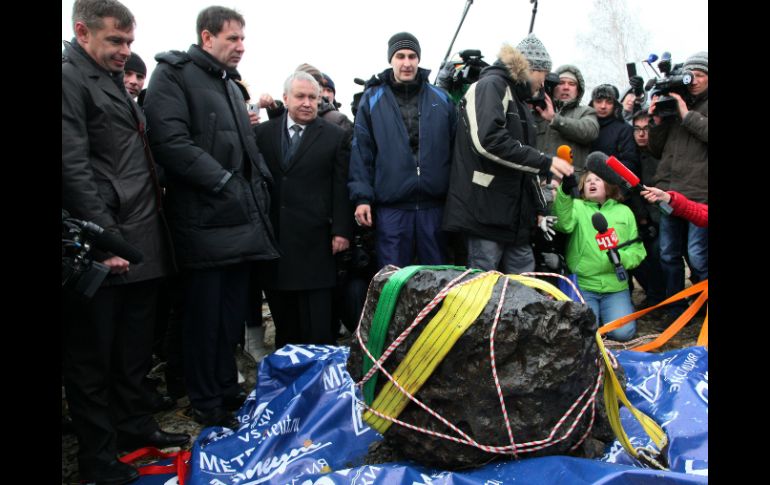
[62,0,707,118]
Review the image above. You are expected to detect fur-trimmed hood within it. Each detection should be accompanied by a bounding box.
[495,44,530,83]
[554,64,586,103]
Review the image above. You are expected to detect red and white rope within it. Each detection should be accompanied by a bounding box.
[355,268,604,456]
[520,271,586,304]
[356,269,477,386]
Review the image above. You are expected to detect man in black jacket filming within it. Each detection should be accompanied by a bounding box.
[62,1,189,483]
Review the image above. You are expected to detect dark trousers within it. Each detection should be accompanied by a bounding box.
[375,206,447,269]
[62,278,161,471]
[266,288,334,348]
[182,264,251,411]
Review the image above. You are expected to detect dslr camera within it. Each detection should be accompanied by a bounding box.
[648,53,693,119]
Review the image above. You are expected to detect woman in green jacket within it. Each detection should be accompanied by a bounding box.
[553,172,646,341]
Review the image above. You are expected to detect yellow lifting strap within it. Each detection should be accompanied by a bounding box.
[595,333,668,460]
[363,271,500,433]
[363,273,570,434]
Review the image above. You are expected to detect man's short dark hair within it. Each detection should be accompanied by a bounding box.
[632,110,650,124]
[196,6,245,45]
[72,0,135,32]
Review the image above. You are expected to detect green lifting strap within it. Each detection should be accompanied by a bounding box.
[362,265,471,405]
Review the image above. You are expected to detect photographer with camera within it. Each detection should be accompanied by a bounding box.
[647,51,708,318]
[620,74,645,124]
[62,1,189,483]
[534,64,600,174]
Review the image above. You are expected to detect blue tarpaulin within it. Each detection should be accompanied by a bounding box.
[173,344,707,484]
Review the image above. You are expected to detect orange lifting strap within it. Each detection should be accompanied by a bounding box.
[598,279,708,351]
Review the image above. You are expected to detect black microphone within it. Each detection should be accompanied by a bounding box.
[591,212,627,282]
[72,219,144,264]
[585,151,628,189]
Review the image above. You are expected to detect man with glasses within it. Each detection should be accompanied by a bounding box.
[627,111,666,308]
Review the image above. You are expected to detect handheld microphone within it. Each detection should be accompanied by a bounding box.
[70,218,145,264]
[585,151,627,188]
[591,212,627,281]
[605,156,674,215]
[557,145,580,198]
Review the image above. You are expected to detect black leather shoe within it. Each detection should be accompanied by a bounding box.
[79,459,139,485]
[192,406,239,428]
[118,429,190,451]
[223,389,248,411]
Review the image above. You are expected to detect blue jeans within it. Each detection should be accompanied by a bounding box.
[582,289,637,341]
[658,214,708,313]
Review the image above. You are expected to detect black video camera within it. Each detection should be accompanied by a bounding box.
[648,54,693,119]
[528,72,560,112]
[437,49,490,103]
[62,209,143,299]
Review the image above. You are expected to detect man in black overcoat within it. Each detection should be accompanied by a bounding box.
[255,71,354,347]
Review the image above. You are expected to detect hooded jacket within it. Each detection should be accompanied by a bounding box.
[62,40,171,286]
[347,67,456,209]
[142,45,279,269]
[535,64,599,171]
[553,186,646,293]
[648,91,708,204]
[442,45,551,245]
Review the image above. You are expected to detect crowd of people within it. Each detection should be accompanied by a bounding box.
[61,0,707,483]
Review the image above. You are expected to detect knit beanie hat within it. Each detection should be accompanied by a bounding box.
[388,32,421,62]
[322,73,336,94]
[515,33,552,72]
[125,52,146,75]
[683,51,708,74]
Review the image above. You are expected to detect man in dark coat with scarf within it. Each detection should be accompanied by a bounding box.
[142,5,279,428]
[62,1,189,483]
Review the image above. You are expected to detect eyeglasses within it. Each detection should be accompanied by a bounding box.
[633,126,649,133]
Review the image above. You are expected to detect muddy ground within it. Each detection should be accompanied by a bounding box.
[61,281,706,484]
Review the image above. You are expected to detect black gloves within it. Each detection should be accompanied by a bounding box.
[561,174,578,197]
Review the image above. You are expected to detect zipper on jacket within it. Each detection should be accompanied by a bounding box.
[416,107,421,210]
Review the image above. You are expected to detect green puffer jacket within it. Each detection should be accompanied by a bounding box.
[553,187,646,293]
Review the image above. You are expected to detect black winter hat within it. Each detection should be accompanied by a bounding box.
[322,73,336,94]
[388,32,421,62]
[590,83,619,104]
[125,52,146,76]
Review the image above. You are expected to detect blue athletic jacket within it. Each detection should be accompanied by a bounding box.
[348,68,456,209]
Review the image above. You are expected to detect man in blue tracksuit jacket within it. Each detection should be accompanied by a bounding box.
[348,32,456,269]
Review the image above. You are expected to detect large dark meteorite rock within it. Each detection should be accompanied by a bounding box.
[348,266,615,469]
